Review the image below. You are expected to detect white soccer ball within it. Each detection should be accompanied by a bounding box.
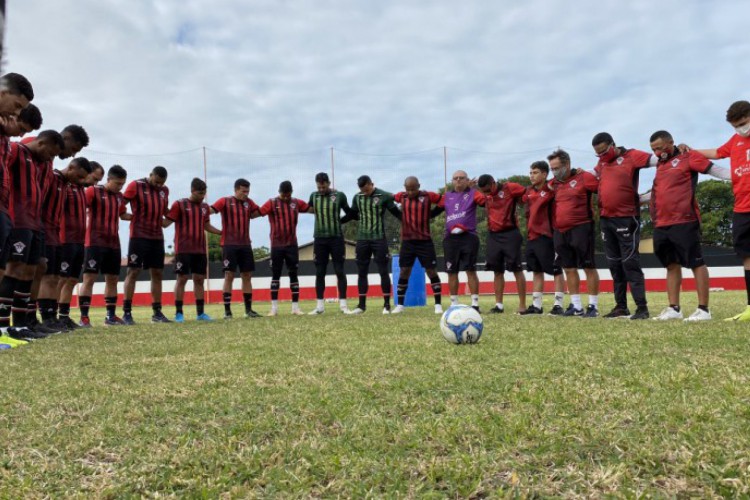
[440,305,483,344]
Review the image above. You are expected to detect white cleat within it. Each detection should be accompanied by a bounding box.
[267,309,278,317]
[434,304,444,314]
[291,309,304,316]
[382,307,391,315]
[308,308,325,315]
[652,307,684,321]
[684,308,712,322]
[391,305,405,314]
[345,307,364,315]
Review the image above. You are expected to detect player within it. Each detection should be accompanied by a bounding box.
[523,161,566,315]
[592,132,653,320]
[475,174,527,314]
[0,131,64,341]
[258,180,311,316]
[346,175,401,315]
[439,170,481,311]
[210,178,261,319]
[307,172,355,315]
[77,165,130,326]
[163,178,221,322]
[121,166,170,324]
[0,72,33,119]
[547,149,601,317]
[645,130,731,321]
[391,176,444,314]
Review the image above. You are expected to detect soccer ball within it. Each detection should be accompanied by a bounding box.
[440,305,483,344]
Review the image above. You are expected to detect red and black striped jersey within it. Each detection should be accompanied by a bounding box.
[40,170,68,246]
[123,178,169,240]
[166,198,210,254]
[394,191,441,241]
[85,185,126,249]
[211,196,259,246]
[6,142,42,230]
[0,134,10,217]
[60,183,87,245]
[259,197,309,248]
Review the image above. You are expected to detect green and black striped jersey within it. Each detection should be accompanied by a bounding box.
[351,187,398,240]
[308,190,351,238]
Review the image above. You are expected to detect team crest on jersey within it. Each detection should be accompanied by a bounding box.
[616,157,624,165]
[540,191,548,198]
[175,262,183,270]
[60,262,69,272]
[159,191,165,198]
[463,193,470,200]
[373,196,381,204]
[498,191,505,198]
[202,207,207,215]
[671,159,680,167]
[243,202,248,208]
[130,254,138,263]
[330,194,337,201]
[446,261,452,270]
[88,259,97,268]
[290,203,296,209]
[569,180,578,188]
[12,241,25,254]
[223,259,230,267]
[418,196,425,203]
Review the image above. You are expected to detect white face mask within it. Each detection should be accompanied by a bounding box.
[735,123,750,137]
[553,166,568,182]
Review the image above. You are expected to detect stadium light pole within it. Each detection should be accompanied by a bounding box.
[203,146,210,304]
[443,146,448,187]
[330,147,335,189]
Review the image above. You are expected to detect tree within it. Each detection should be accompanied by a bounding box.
[207,232,271,261]
[695,179,734,247]
[253,246,271,260]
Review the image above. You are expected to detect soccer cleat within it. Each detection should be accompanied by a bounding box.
[122,313,136,326]
[291,309,304,316]
[346,307,365,315]
[151,312,172,323]
[174,312,185,323]
[724,306,750,322]
[604,306,631,319]
[563,304,584,317]
[391,305,405,314]
[60,317,80,330]
[382,307,391,315]
[223,312,233,320]
[32,321,62,335]
[308,308,325,315]
[519,305,543,315]
[7,327,47,341]
[472,305,481,314]
[653,306,683,321]
[488,305,504,314]
[104,316,125,326]
[629,306,650,320]
[548,304,565,316]
[434,304,443,314]
[196,313,213,321]
[267,309,278,317]
[685,308,711,322]
[583,305,599,318]
[79,317,92,328]
[340,307,351,314]
[245,310,261,319]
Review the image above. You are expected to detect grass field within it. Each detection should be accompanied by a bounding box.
[3,292,750,497]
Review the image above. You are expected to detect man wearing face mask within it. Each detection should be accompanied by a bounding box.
[548,149,600,317]
[683,100,750,321]
[592,132,656,320]
[645,130,730,322]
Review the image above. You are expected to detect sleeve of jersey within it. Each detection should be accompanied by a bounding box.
[163,187,170,209]
[166,201,180,221]
[632,149,653,168]
[259,199,272,216]
[123,181,137,201]
[429,192,441,204]
[249,199,260,215]
[297,199,310,212]
[688,150,713,173]
[510,183,526,198]
[119,196,127,215]
[473,190,486,206]
[584,171,599,191]
[211,197,225,214]
[716,137,734,159]
[84,186,95,206]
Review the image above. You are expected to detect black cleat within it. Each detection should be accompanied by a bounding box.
[629,306,650,320]
[488,305,504,314]
[563,304,584,317]
[604,306,631,319]
[245,310,261,318]
[548,304,565,316]
[151,312,172,323]
[583,304,599,318]
[519,305,543,315]
[7,326,47,341]
[60,317,80,330]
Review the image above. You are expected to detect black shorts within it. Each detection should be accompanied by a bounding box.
[399,240,438,269]
[355,239,390,268]
[270,246,299,275]
[314,237,346,267]
[0,212,13,269]
[653,222,704,269]
[485,229,523,272]
[175,253,208,276]
[525,236,562,275]
[443,232,479,274]
[222,245,255,273]
[84,246,122,276]
[60,243,85,279]
[127,238,165,270]
[553,223,596,269]
[5,228,44,266]
[733,212,750,258]
[44,244,63,276]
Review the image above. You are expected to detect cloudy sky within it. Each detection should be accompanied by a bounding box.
[5,0,749,248]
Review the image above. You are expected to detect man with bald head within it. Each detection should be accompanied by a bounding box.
[439,170,481,311]
[392,176,444,314]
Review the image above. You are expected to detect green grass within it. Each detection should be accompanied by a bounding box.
[3,292,750,497]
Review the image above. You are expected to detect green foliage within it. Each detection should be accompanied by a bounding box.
[695,180,734,247]
[207,232,270,261]
[253,246,270,260]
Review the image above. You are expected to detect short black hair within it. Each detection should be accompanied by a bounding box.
[315,172,330,184]
[591,132,614,146]
[649,130,673,143]
[151,166,168,179]
[530,160,549,174]
[0,73,34,101]
[279,180,293,193]
[89,160,104,175]
[62,124,89,148]
[36,129,65,150]
[108,164,127,179]
[71,157,93,173]
[547,149,571,165]
[191,177,207,192]
[19,104,42,130]
[726,101,750,123]
[476,174,495,188]
[234,178,250,189]
[357,175,372,188]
